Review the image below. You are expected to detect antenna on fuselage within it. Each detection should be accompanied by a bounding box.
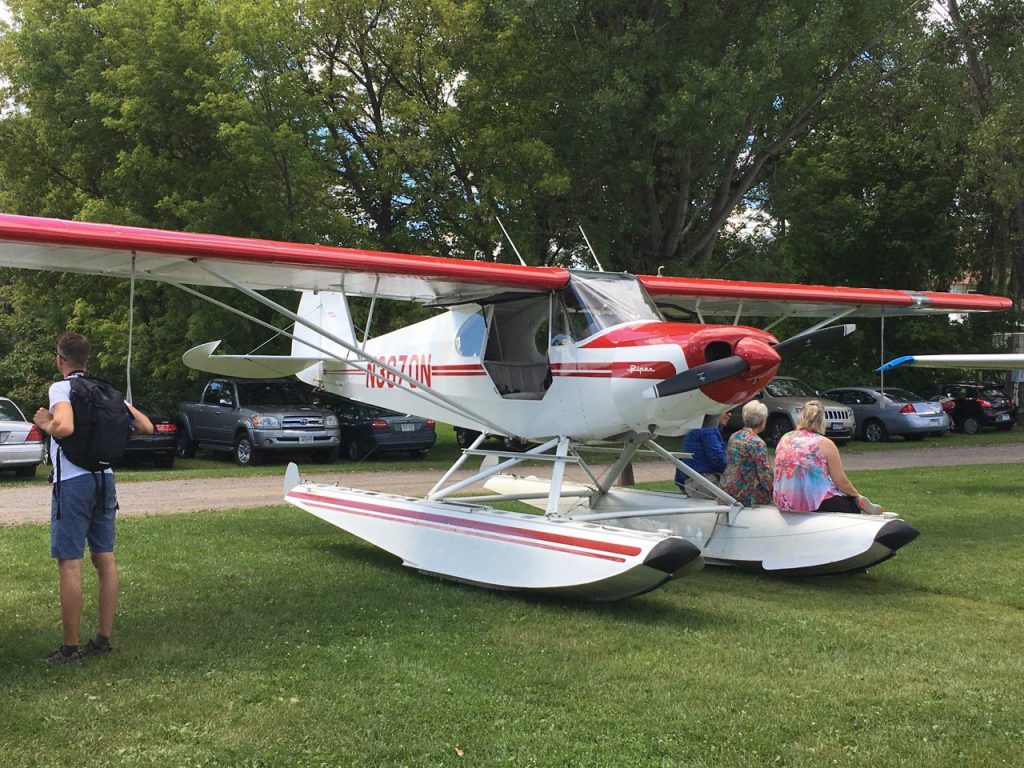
[496,217,528,267]
[578,225,604,272]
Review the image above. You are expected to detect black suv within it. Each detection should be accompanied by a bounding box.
[928,381,1017,434]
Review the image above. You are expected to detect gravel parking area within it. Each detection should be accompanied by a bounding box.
[1,442,1020,527]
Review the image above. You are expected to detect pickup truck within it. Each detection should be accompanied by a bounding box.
[177,378,341,465]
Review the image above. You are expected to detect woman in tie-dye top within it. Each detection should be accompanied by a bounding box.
[773,400,862,514]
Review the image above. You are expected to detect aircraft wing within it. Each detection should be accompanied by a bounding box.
[0,213,567,303]
[878,354,1024,371]
[0,213,1012,317]
[639,275,1011,319]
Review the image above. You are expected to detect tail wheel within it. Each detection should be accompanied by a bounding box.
[862,419,888,443]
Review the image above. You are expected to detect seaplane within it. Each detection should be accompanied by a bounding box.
[0,213,1012,599]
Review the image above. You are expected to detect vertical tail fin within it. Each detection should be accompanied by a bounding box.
[293,290,355,388]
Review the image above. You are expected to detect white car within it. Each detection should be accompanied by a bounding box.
[0,396,46,477]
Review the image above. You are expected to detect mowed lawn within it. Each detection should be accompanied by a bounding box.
[1,464,1023,767]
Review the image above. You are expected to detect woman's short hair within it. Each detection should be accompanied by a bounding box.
[742,400,768,428]
[796,400,827,434]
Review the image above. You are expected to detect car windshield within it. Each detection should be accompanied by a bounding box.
[0,399,25,421]
[236,381,310,406]
[764,378,818,398]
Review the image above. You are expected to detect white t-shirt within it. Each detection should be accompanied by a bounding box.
[47,376,115,483]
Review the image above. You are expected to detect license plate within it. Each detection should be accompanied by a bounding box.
[997,413,1010,422]
[399,423,416,432]
[830,422,843,431]
[298,434,314,443]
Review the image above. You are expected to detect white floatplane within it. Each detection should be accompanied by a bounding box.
[0,214,1008,597]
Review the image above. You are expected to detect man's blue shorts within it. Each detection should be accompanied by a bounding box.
[50,473,118,560]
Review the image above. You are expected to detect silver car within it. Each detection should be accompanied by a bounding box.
[729,376,855,446]
[0,396,46,477]
[823,386,950,442]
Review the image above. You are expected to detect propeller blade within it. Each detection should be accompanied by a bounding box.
[649,355,750,398]
[772,323,856,360]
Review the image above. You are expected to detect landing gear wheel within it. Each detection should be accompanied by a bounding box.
[233,434,262,466]
[862,419,888,443]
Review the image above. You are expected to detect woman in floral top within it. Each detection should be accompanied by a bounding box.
[720,401,773,506]
[773,400,863,513]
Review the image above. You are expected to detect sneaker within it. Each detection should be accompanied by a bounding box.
[83,638,113,656]
[44,646,82,665]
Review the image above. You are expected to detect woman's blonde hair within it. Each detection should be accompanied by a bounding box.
[742,400,768,428]
[796,400,826,434]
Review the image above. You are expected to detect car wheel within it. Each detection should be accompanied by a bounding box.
[154,453,176,469]
[862,419,888,443]
[312,446,340,464]
[455,428,479,449]
[233,434,261,466]
[15,464,37,477]
[345,439,364,461]
[959,416,981,435]
[502,436,527,452]
[176,428,197,458]
[765,416,791,446]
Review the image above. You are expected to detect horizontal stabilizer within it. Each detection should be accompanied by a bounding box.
[182,340,327,379]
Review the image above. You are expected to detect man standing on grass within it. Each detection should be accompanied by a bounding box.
[32,331,152,665]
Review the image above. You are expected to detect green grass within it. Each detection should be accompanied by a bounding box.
[1,464,1022,766]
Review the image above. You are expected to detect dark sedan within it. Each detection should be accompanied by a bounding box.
[329,398,436,460]
[122,400,178,468]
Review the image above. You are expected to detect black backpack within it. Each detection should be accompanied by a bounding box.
[56,375,132,472]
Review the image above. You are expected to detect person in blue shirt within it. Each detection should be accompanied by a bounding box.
[675,411,731,497]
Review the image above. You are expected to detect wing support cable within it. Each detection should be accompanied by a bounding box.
[126,254,136,403]
[167,270,508,435]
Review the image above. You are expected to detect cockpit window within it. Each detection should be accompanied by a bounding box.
[553,272,662,341]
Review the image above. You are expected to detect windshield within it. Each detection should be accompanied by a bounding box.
[237,381,310,406]
[553,272,662,341]
[764,378,818,398]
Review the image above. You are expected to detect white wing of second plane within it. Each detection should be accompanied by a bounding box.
[878,354,1024,371]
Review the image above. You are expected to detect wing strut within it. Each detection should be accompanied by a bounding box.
[172,267,510,435]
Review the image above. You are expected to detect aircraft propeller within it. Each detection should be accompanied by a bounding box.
[648,324,856,399]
